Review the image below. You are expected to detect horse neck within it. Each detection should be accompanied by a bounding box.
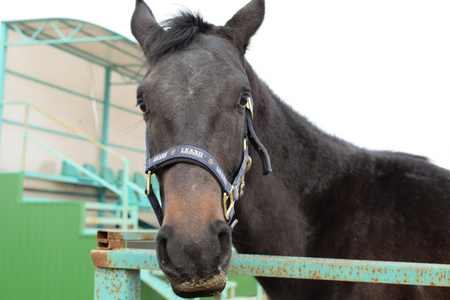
[248,64,355,194]
[235,63,357,255]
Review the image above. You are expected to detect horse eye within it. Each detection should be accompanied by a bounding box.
[137,99,148,115]
[239,95,250,107]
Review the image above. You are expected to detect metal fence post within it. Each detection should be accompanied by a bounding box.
[94,267,140,300]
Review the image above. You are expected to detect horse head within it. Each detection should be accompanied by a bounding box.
[131,0,266,297]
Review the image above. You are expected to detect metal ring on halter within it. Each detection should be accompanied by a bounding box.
[223,187,236,221]
[146,171,151,195]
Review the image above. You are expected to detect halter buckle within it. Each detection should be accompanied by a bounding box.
[146,171,151,195]
[245,96,254,119]
[239,180,245,196]
[223,187,235,221]
[245,156,252,173]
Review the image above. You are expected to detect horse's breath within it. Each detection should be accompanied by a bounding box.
[132,0,450,299]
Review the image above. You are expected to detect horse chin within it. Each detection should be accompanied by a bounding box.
[170,271,227,298]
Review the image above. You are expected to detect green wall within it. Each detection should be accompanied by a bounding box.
[0,172,258,299]
[0,172,97,300]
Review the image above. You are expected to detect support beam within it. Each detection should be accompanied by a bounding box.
[100,66,112,169]
[0,22,8,157]
[98,67,112,212]
[7,35,125,46]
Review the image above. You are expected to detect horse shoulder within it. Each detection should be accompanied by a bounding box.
[305,149,450,262]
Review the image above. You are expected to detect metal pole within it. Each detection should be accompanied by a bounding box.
[21,102,30,169]
[121,159,130,229]
[98,67,111,224]
[100,66,111,171]
[0,22,9,158]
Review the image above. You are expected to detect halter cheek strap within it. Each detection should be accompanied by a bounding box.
[144,97,271,230]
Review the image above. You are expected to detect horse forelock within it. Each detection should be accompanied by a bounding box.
[146,12,216,62]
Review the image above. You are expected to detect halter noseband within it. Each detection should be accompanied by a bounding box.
[144,96,271,230]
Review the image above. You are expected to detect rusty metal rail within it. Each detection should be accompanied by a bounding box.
[96,229,158,250]
[92,249,450,286]
[91,230,450,299]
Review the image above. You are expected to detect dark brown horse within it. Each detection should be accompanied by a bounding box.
[131,0,450,299]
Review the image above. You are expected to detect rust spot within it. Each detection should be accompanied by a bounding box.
[91,250,111,268]
[311,271,322,280]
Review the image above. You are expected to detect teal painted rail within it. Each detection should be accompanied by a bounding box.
[92,248,450,287]
[91,230,450,299]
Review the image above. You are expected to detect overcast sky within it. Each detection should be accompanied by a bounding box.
[2,0,450,169]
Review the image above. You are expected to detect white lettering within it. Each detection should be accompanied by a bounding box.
[216,166,228,184]
[180,147,204,159]
[152,152,167,163]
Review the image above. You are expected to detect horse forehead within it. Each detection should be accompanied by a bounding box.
[152,36,242,86]
[184,34,240,65]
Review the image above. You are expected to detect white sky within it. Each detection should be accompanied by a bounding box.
[2,0,450,169]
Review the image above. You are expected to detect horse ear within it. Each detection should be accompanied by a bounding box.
[131,0,164,56]
[224,0,265,53]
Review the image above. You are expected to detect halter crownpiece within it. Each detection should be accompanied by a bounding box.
[144,96,272,229]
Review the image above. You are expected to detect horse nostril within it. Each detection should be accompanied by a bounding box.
[213,221,232,268]
[156,226,176,271]
[157,236,168,265]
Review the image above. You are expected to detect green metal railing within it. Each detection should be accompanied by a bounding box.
[1,100,142,229]
[92,230,264,300]
[91,230,450,300]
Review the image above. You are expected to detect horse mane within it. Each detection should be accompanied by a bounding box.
[147,12,214,62]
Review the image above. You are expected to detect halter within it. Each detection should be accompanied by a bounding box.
[144,96,272,230]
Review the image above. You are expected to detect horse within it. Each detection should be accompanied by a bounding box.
[131,0,450,299]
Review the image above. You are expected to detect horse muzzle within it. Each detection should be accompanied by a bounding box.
[156,221,232,298]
